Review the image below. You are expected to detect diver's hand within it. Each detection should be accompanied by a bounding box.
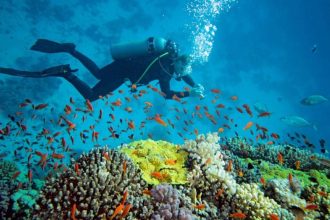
[190,84,205,98]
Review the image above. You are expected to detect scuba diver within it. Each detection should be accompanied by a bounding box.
[0,37,205,101]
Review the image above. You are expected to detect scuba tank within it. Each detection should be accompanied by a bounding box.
[110,37,168,60]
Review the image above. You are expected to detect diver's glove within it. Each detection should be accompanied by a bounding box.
[190,84,205,98]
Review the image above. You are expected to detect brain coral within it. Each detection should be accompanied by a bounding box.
[33,147,152,219]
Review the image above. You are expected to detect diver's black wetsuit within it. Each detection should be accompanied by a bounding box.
[0,47,196,101]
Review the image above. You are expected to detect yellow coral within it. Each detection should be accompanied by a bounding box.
[120,139,188,185]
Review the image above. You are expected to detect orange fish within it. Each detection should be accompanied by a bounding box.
[194,203,206,210]
[216,103,225,108]
[52,153,65,159]
[144,102,153,108]
[74,163,80,175]
[71,203,77,220]
[33,103,48,110]
[112,99,122,107]
[216,188,225,199]
[165,159,177,165]
[119,204,132,220]
[260,177,266,187]
[12,171,21,179]
[269,213,280,220]
[85,99,94,112]
[243,121,253,130]
[258,111,271,117]
[109,204,125,220]
[92,131,99,142]
[226,160,233,172]
[121,190,128,205]
[103,152,110,161]
[123,160,127,175]
[288,173,293,184]
[218,127,224,133]
[229,212,246,219]
[305,204,318,210]
[172,94,182,102]
[271,133,280,139]
[231,96,238,101]
[125,107,133,113]
[295,160,301,170]
[150,171,167,181]
[211,89,221,94]
[277,152,283,165]
[237,170,244,177]
[131,84,137,90]
[64,105,72,114]
[154,114,167,126]
[61,116,76,130]
[317,191,327,197]
[128,121,135,129]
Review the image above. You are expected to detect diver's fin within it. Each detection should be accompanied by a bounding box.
[30,39,75,53]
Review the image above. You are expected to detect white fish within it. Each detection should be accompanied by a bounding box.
[300,95,328,106]
[280,115,317,130]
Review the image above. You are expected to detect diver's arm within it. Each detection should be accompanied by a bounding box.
[182,75,196,87]
[159,79,190,99]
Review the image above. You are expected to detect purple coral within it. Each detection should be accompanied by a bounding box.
[151,184,194,220]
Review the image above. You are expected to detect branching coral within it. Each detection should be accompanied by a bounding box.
[233,183,293,220]
[182,133,237,199]
[33,147,151,219]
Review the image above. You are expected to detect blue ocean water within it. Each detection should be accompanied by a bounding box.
[0,0,330,219]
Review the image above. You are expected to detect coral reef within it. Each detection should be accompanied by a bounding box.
[264,178,306,209]
[224,137,325,171]
[0,160,19,219]
[150,184,193,220]
[182,133,236,198]
[233,183,294,220]
[33,147,151,219]
[120,139,188,185]
[259,160,330,187]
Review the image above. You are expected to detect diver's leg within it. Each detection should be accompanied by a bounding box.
[65,76,123,101]
[70,50,101,79]
[90,78,124,100]
[30,39,101,79]
[0,65,71,78]
[0,67,44,78]
[64,74,98,101]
